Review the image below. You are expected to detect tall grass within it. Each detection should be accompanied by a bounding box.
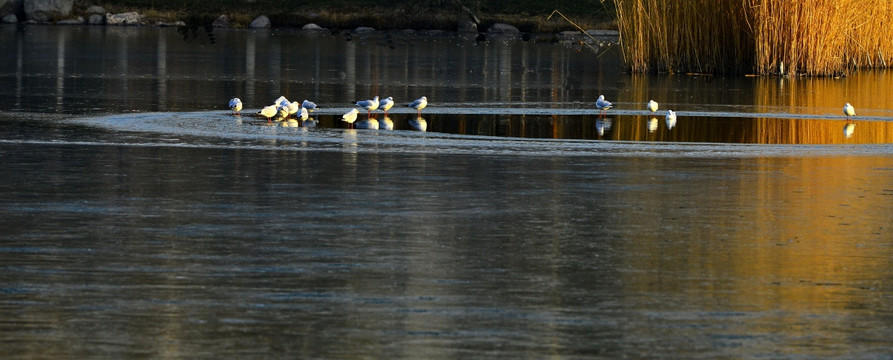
[613,0,893,75]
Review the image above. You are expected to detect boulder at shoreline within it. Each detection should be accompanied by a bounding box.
[24,0,73,23]
[106,12,141,25]
[248,15,270,29]
[487,23,519,34]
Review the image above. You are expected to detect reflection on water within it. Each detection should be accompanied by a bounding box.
[2,26,892,145]
[2,25,893,359]
[0,121,891,358]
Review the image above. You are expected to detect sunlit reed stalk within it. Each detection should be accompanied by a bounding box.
[613,0,893,75]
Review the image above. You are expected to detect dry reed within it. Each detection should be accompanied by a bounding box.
[613,0,893,75]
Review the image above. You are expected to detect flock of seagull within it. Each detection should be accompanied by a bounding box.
[598,95,857,136]
[227,94,858,136]
[226,95,428,128]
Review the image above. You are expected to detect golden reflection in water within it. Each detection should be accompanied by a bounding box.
[756,72,893,116]
[618,156,892,315]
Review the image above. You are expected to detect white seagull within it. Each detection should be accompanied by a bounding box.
[379,96,394,115]
[229,98,242,115]
[299,107,309,122]
[342,108,359,128]
[647,99,658,113]
[356,96,380,118]
[287,101,300,118]
[302,99,317,112]
[408,96,428,116]
[259,105,277,123]
[844,103,855,118]
[275,96,289,107]
[666,110,677,130]
[596,95,612,117]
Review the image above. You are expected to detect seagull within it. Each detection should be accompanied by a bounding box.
[259,105,277,123]
[647,99,658,113]
[596,95,612,117]
[275,96,288,107]
[302,99,317,112]
[287,101,300,118]
[379,96,394,115]
[844,103,855,118]
[408,96,427,116]
[342,108,359,128]
[356,96,380,118]
[299,107,309,122]
[229,98,242,115]
[666,110,677,130]
[276,105,289,120]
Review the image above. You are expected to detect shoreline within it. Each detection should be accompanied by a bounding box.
[2,3,617,35]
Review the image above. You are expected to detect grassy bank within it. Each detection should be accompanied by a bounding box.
[613,0,893,76]
[77,0,616,33]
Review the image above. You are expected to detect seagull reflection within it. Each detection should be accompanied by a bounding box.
[596,118,612,136]
[380,116,394,130]
[648,117,659,133]
[844,121,855,138]
[356,118,380,130]
[410,116,427,132]
[666,110,677,130]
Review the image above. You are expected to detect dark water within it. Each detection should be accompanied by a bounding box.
[1,25,893,359]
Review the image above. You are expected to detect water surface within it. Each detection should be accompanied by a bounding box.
[1,25,892,359]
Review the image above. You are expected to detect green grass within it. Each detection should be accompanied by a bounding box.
[77,0,615,31]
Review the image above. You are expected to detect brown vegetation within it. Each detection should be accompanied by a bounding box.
[613,0,893,75]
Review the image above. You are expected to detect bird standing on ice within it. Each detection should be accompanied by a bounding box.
[647,100,658,113]
[379,96,394,115]
[342,108,359,128]
[665,110,677,130]
[356,96,380,118]
[302,99,317,112]
[843,103,855,118]
[408,96,427,116]
[229,98,242,115]
[259,105,277,123]
[286,101,300,118]
[596,95,612,117]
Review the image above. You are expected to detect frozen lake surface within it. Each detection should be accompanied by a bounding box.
[1,25,892,359]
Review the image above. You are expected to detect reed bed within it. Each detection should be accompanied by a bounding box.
[613,0,893,75]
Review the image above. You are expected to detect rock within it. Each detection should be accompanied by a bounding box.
[586,29,619,37]
[2,13,16,23]
[84,5,104,14]
[157,20,184,27]
[302,23,325,31]
[106,12,141,25]
[248,15,269,29]
[211,14,228,28]
[55,16,81,24]
[457,20,477,33]
[24,0,73,23]
[87,13,102,25]
[355,26,375,33]
[1,0,23,19]
[0,0,16,17]
[487,23,519,34]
